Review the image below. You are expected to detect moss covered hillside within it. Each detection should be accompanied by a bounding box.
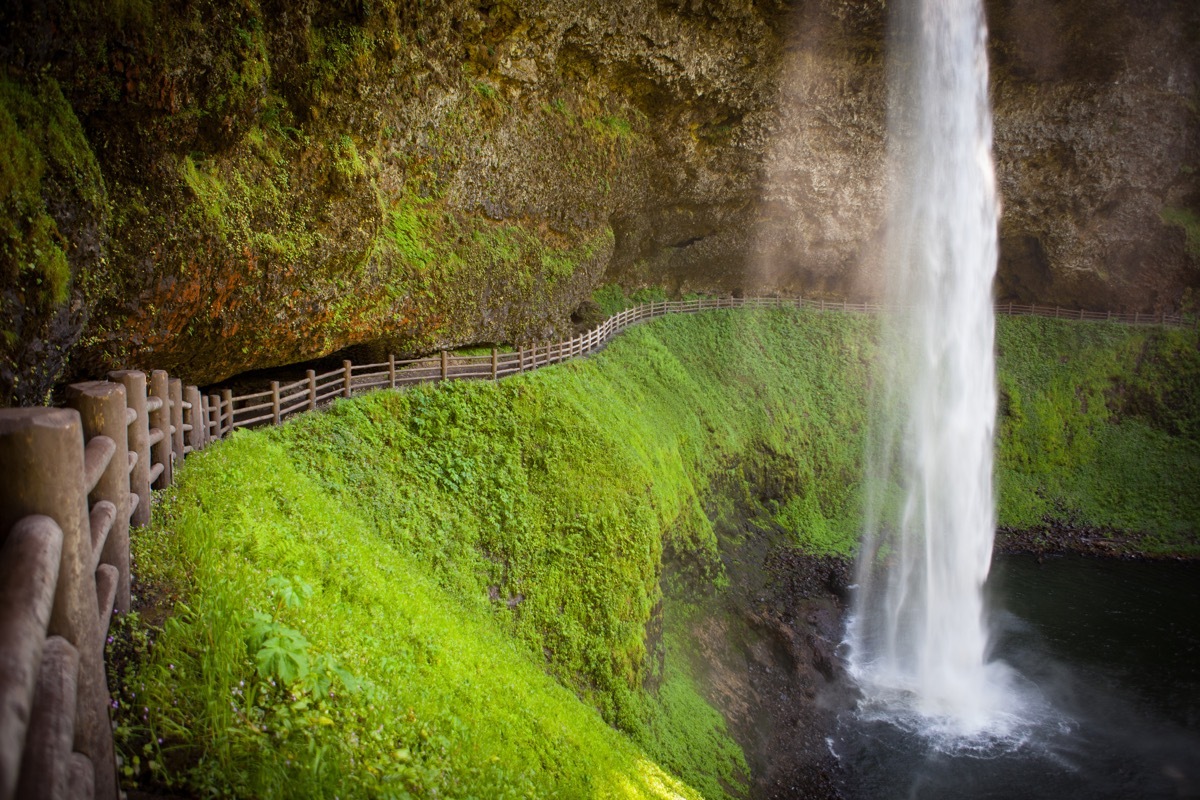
[110,307,1198,798]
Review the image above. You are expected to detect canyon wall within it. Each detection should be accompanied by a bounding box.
[2,0,1197,403]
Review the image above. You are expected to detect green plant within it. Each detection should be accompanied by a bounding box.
[1161,205,1200,260]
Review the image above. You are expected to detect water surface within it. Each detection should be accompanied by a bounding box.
[835,554,1200,799]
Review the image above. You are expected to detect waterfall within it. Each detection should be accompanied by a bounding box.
[846,0,1010,735]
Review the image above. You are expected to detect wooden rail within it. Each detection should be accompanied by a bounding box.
[205,296,1198,435]
[0,370,208,800]
[0,293,1193,799]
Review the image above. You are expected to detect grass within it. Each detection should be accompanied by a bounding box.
[112,309,1200,797]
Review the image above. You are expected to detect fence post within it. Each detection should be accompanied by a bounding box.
[0,408,119,800]
[108,371,151,528]
[148,370,172,489]
[440,351,448,381]
[207,394,220,440]
[342,360,353,398]
[492,348,499,380]
[197,395,208,448]
[221,389,233,435]
[271,381,281,426]
[168,378,184,468]
[388,356,396,389]
[185,385,204,452]
[65,381,132,615]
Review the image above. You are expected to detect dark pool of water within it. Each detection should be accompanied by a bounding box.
[833,554,1200,799]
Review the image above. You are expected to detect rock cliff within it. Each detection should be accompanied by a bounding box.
[2,0,1197,404]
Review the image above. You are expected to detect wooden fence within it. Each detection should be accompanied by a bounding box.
[206,296,1197,435]
[0,368,205,800]
[0,293,1193,799]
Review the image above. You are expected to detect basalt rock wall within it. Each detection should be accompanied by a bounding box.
[2,0,1197,404]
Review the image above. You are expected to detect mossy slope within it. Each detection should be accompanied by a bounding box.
[114,310,1199,797]
[118,308,873,798]
[996,316,1200,551]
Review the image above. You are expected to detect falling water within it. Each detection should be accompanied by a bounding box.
[846,0,1010,736]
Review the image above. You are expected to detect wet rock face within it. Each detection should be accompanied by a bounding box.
[2,0,1197,402]
[686,529,857,800]
[990,0,1200,311]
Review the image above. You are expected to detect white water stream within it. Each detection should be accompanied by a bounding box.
[846,0,1012,737]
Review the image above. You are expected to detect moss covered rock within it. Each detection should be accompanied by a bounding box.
[1,0,1197,403]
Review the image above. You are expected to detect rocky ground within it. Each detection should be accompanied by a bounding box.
[995,520,1199,561]
[683,516,858,800]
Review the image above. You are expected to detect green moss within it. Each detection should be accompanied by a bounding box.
[0,76,104,309]
[330,134,366,182]
[996,317,1200,550]
[584,115,635,144]
[1161,205,1200,260]
[117,308,876,797]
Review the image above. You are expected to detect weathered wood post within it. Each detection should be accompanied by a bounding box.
[148,370,172,489]
[271,382,281,426]
[108,371,151,528]
[184,385,204,452]
[0,514,63,800]
[168,378,184,465]
[16,633,81,800]
[388,356,396,389]
[440,351,448,381]
[207,394,221,440]
[65,381,132,615]
[307,370,317,410]
[343,360,353,398]
[220,390,233,435]
[0,409,119,800]
[492,348,499,380]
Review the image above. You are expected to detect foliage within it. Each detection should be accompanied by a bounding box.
[995,317,1200,551]
[1160,205,1200,261]
[113,310,1200,797]
[118,308,876,798]
[0,74,110,401]
[592,285,673,316]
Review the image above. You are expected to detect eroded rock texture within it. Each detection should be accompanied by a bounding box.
[1,0,1197,403]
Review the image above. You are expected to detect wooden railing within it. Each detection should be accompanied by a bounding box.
[0,371,204,800]
[204,296,1197,436]
[0,293,1193,799]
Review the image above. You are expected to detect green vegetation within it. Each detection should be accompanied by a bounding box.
[0,76,105,312]
[114,308,873,798]
[112,310,1199,797]
[1161,205,1200,261]
[996,316,1200,552]
[593,284,672,316]
[0,74,110,403]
